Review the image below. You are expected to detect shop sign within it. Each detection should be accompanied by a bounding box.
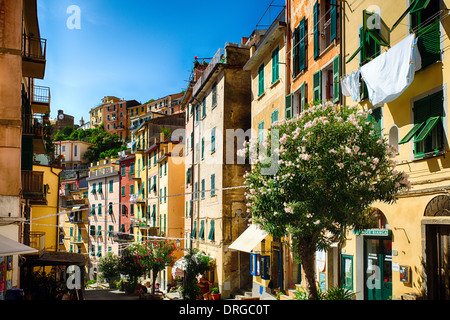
[353,229,391,236]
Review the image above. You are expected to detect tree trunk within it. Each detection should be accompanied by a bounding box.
[299,242,318,300]
[151,270,157,295]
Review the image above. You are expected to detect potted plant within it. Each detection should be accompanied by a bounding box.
[211,286,220,300]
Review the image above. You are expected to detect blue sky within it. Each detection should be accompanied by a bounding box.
[36,0,283,124]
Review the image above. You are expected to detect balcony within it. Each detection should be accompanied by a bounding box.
[22,113,47,154]
[28,232,45,256]
[22,33,47,79]
[21,170,46,203]
[192,48,226,97]
[112,232,134,243]
[31,85,51,114]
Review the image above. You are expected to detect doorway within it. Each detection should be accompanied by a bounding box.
[426,224,450,300]
[364,237,393,300]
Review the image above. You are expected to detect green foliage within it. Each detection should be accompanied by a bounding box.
[53,124,126,163]
[62,125,74,137]
[98,252,120,282]
[181,249,214,300]
[294,286,355,300]
[118,243,147,286]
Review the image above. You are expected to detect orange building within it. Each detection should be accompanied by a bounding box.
[286,0,341,117]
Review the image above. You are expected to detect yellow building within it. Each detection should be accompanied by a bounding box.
[89,97,121,129]
[234,6,288,298]
[342,0,450,300]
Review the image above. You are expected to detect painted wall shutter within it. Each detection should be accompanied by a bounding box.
[292,27,299,77]
[313,71,322,103]
[301,82,306,111]
[299,18,306,71]
[314,1,319,59]
[330,0,337,42]
[285,94,293,119]
[333,54,340,103]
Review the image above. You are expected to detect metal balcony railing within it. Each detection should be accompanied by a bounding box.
[192,48,226,97]
[32,85,50,105]
[28,232,45,254]
[22,34,47,61]
[22,114,46,136]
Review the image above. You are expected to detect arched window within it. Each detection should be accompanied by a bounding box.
[389,125,399,154]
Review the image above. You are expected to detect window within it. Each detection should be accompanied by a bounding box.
[195,104,199,123]
[368,107,383,137]
[313,71,322,103]
[202,97,206,118]
[399,91,444,158]
[201,179,205,199]
[130,185,134,195]
[258,63,265,96]
[121,165,125,176]
[314,0,338,59]
[199,220,205,240]
[108,225,114,237]
[192,221,197,239]
[410,0,441,69]
[272,46,280,83]
[97,226,102,236]
[130,204,134,215]
[98,204,102,215]
[211,174,216,196]
[90,226,95,236]
[271,109,279,125]
[74,145,78,157]
[389,126,399,153]
[164,187,167,203]
[121,204,126,216]
[160,189,162,203]
[62,145,65,152]
[108,202,113,215]
[201,138,205,159]
[285,94,293,119]
[293,18,306,77]
[90,204,95,215]
[91,183,96,194]
[208,220,215,241]
[97,182,103,193]
[186,168,192,184]
[211,127,216,153]
[258,121,265,143]
[212,82,217,108]
[121,186,125,197]
[194,182,198,200]
[130,162,135,174]
[109,180,113,193]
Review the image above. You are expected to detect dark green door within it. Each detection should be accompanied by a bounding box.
[365,238,392,300]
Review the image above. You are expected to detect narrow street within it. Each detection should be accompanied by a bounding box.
[84,289,140,300]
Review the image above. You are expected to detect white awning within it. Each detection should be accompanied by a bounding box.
[0,234,38,257]
[229,224,268,253]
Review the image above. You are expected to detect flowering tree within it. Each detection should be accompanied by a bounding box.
[118,243,147,292]
[242,103,411,300]
[137,240,177,295]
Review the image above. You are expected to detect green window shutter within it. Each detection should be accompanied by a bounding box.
[299,18,306,71]
[417,19,440,69]
[211,127,216,153]
[192,221,197,239]
[202,97,206,118]
[258,121,265,143]
[359,27,365,65]
[333,55,340,103]
[313,71,322,103]
[330,0,337,42]
[97,226,102,236]
[90,226,95,236]
[371,107,382,137]
[164,187,167,203]
[292,27,299,77]
[201,138,205,159]
[271,109,279,125]
[108,203,113,214]
[314,1,320,59]
[201,179,205,199]
[98,182,102,193]
[415,116,441,142]
[186,168,191,184]
[208,220,215,241]
[211,174,215,196]
[199,220,205,239]
[98,204,102,215]
[121,186,125,196]
[90,204,95,215]
[70,227,73,237]
[258,63,265,96]
[194,182,198,200]
[300,82,306,112]
[285,94,293,119]
[411,0,431,13]
[109,180,113,193]
[272,47,280,83]
[91,183,96,194]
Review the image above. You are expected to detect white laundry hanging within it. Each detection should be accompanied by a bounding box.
[341,70,361,102]
[359,33,421,106]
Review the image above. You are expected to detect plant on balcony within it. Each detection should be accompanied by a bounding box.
[241,102,411,300]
